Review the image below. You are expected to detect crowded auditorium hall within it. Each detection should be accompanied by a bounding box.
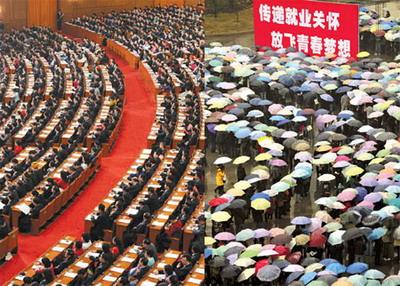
[0,1,206,286]
[205,0,400,285]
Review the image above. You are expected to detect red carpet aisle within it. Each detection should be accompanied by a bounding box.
[0,49,156,284]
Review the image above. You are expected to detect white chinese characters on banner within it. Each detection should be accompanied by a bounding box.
[270,31,351,57]
[258,4,341,30]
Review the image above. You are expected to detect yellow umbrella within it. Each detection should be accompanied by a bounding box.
[373,100,394,112]
[255,153,272,161]
[316,145,332,152]
[295,234,310,246]
[211,211,231,222]
[215,124,227,131]
[205,237,216,246]
[233,156,250,165]
[342,165,364,177]
[356,152,375,161]
[234,257,256,267]
[305,262,324,272]
[237,268,256,282]
[251,198,271,210]
[369,157,385,165]
[357,51,370,58]
[234,180,252,190]
[226,188,245,197]
[332,278,352,286]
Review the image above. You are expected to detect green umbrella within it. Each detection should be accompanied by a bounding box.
[236,229,255,241]
[366,280,382,286]
[308,281,328,286]
[348,274,368,286]
[209,59,223,67]
[382,275,400,286]
[213,245,229,256]
[239,249,260,258]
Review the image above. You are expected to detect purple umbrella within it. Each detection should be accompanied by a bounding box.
[215,232,236,241]
[291,216,311,225]
[207,124,217,134]
[270,159,288,167]
[364,192,382,203]
[254,228,271,238]
[360,177,378,187]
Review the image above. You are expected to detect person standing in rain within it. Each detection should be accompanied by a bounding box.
[215,165,226,196]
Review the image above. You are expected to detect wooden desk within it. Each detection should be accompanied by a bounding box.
[148,151,202,246]
[137,249,181,286]
[0,228,18,265]
[138,61,160,98]
[63,23,105,45]
[182,199,205,253]
[107,40,139,70]
[6,235,75,286]
[92,244,140,285]
[182,257,205,286]
[50,241,105,285]
[84,149,152,235]
[114,150,179,241]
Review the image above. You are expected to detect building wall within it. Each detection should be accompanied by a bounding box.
[0,0,28,31]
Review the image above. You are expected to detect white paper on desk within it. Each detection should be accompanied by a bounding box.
[103,275,117,282]
[52,246,65,252]
[157,214,169,220]
[86,252,100,258]
[168,201,179,206]
[171,196,181,201]
[60,239,71,244]
[65,271,77,278]
[121,256,135,263]
[119,218,131,224]
[184,176,193,180]
[140,281,157,286]
[152,221,164,227]
[15,275,24,281]
[129,248,138,254]
[157,262,166,269]
[149,273,165,280]
[16,204,31,215]
[165,252,179,259]
[75,261,89,268]
[126,208,138,216]
[188,278,202,284]
[163,207,174,212]
[110,266,124,273]
[195,268,205,274]
[104,198,114,204]
[148,184,161,189]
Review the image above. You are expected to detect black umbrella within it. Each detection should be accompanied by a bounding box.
[301,257,320,266]
[229,199,247,209]
[221,265,242,278]
[342,228,365,241]
[210,256,229,267]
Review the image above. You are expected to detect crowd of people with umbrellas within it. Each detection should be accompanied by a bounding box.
[204,40,400,285]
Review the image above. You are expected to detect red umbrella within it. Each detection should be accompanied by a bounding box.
[286,251,302,264]
[255,259,270,273]
[274,245,290,256]
[309,232,327,248]
[330,147,342,153]
[208,197,229,207]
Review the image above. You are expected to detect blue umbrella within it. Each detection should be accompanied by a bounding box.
[236,120,250,127]
[320,94,334,102]
[207,124,216,134]
[257,99,272,106]
[286,271,303,284]
[291,168,312,179]
[235,128,252,139]
[249,98,261,105]
[347,262,369,274]
[251,193,270,201]
[226,124,240,133]
[386,185,400,193]
[277,119,291,126]
[326,262,346,274]
[367,227,387,241]
[291,216,311,225]
[229,108,245,116]
[205,247,213,258]
[250,131,266,140]
[338,111,354,119]
[270,115,286,122]
[247,110,264,118]
[320,259,339,267]
[300,272,317,285]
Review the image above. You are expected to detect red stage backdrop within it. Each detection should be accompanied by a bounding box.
[253,0,359,58]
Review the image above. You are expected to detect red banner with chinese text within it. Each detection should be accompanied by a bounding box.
[253,0,359,58]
